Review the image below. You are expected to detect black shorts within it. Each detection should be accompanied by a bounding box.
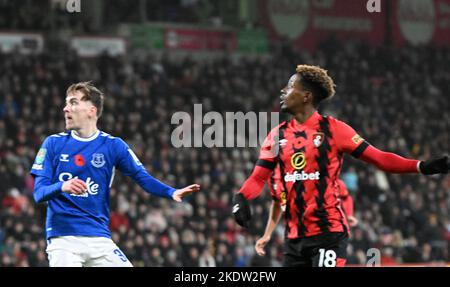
[283,232,348,267]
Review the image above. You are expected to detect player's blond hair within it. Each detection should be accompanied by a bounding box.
[296,65,336,107]
[66,81,104,118]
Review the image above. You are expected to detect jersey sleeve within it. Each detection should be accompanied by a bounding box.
[332,119,369,158]
[332,119,420,173]
[114,138,175,198]
[114,138,146,176]
[256,124,283,170]
[30,136,55,179]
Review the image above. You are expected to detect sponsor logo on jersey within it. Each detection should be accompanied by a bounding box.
[60,154,69,162]
[284,171,321,183]
[313,132,324,147]
[32,164,43,170]
[232,204,240,214]
[279,139,288,147]
[75,154,85,167]
[32,148,47,170]
[285,152,320,182]
[352,134,364,145]
[58,172,99,196]
[91,153,106,168]
[290,152,306,170]
[35,148,46,164]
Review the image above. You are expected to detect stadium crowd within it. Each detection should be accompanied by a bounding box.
[0,38,449,266]
[0,0,227,33]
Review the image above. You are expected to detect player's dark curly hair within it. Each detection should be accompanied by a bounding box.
[66,81,104,118]
[296,65,336,107]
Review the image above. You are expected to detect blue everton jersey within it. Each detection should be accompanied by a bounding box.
[30,130,175,239]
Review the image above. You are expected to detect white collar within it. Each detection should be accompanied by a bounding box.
[71,130,100,142]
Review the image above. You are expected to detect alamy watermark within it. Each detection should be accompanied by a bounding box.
[366,0,381,13]
[55,0,81,13]
[171,104,279,149]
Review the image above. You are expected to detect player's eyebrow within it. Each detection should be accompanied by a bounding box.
[65,97,79,104]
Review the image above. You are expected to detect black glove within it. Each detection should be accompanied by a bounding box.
[232,193,251,228]
[419,156,450,175]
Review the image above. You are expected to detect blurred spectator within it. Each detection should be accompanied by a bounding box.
[342,167,359,193]
[199,248,216,267]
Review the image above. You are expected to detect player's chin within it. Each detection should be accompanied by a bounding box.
[280,105,290,113]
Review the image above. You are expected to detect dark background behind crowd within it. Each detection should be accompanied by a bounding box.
[0,1,449,267]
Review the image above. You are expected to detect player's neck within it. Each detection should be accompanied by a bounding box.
[293,108,316,124]
[73,124,98,138]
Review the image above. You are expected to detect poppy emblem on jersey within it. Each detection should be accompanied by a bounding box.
[290,152,306,170]
[313,132,324,147]
[91,153,106,168]
[74,154,85,167]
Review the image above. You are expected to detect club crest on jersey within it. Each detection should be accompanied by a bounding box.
[91,153,106,168]
[313,132,324,147]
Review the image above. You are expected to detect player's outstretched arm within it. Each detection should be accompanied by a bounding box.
[115,139,198,199]
[232,164,273,228]
[359,145,449,175]
[172,184,200,202]
[418,156,450,175]
[232,124,281,228]
[255,200,282,256]
[333,119,449,175]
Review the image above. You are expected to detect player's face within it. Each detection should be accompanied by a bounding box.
[63,91,96,130]
[280,74,306,114]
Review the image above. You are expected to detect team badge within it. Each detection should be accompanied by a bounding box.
[313,132,324,147]
[91,153,106,168]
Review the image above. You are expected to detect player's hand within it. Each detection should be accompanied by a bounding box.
[172,184,200,202]
[347,215,359,227]
[61,178,87,195]
[232,193,251,228]
[419,155,450,175]
[255,235,270,256]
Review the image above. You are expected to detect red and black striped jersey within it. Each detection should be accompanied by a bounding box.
[269,172,352,212]
[259,112,368,239]
[268,163,287,211]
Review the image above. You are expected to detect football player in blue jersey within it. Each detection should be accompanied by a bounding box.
[30,82,200,267]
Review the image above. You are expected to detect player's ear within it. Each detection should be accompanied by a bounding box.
[90,105,98,118]
[304,90,313,103]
